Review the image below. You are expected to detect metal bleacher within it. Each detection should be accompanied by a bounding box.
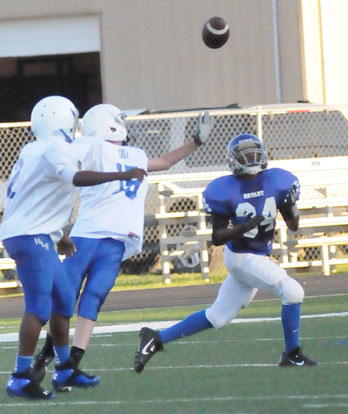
[2,103,348,287]
[149,156,348,282]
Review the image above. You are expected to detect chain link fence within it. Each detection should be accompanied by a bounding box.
[1,104,348,275]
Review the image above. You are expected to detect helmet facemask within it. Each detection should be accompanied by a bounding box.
[228,135,268,176]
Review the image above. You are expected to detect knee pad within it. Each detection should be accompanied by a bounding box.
[279,277,304,304]
[51,287,75,319]
[25,292,52,325]
[77,288,106,321]
[205,306,236,329]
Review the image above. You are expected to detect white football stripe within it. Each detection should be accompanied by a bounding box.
[1,311,348,343]
[1,393,348,408]
[207,22,229,35]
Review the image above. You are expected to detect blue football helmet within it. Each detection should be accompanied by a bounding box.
[227,134,268,176]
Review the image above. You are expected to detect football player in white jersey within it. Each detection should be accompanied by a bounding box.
[133,134,317,373]
[1,96,146,400]
[32,104,213,383]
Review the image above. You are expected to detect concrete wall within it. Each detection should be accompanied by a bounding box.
[0,0,305,110]
[301,0,348,105]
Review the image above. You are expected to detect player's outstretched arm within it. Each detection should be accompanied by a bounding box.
[72,168,147,187]
[148,111,213,172]
[211,213,264,246]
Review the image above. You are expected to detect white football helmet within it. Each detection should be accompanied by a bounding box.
[81,104,127,142]
[30,96,79,142]
[227,134,268,176]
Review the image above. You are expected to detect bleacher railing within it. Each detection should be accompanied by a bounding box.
[1,103,348,278]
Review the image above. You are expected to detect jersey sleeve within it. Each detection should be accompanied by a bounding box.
[203,178,231,216]
[272,169,300,206]
[43,142,81,179]
[71,138,96,170]
[129,146,148,171]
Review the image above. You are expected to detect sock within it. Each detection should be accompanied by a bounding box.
[159,310,213,344]
[42,333,54,356]
[70,346,85,369]
[281,303,301,353]
[14,354,33,373]
[54,345,70,366]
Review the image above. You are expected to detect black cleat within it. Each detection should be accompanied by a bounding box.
[7,369,55,400]
[279,346,317,367]
[52,361,100,392]
[134,327,163,373]
[32,349,55,383]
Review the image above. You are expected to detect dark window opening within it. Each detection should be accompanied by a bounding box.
[0,53,102,122]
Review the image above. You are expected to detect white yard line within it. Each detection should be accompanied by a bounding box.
[2,334,348,350]
[1,311,348,343]
[1,359,347,376]
[1,394,348,408]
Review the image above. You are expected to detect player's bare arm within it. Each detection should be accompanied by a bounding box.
[211,212,264,246]
[279,184,300,232]
[72,168,147,187]
[279,206,299,232]
[148,111,213,172]
[148,140,200,172]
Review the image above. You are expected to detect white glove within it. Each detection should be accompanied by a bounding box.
[194,111,213,145]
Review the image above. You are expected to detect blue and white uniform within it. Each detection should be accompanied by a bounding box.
[156,135,314,365]
[202,168,304,329]
[64,138,148,320]
[203,168,299,255]
[71,138,148,260]
[0,140,81,323]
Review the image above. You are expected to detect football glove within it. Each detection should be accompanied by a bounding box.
[280,183,300,219]
[282,183,298,207]
[240,213,264,232]
[194,111,213,145]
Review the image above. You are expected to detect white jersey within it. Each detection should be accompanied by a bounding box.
[0,140,80,241]
[70,138,148,260]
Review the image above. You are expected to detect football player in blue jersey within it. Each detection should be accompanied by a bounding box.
[134,133,317,373]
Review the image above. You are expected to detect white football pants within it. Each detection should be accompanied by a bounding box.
[206,247,304,329]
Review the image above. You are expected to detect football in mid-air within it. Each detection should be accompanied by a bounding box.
[202,16,230,49]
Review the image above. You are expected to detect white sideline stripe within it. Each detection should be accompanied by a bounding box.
[1,394,348,408]
[1,311,348,343]
[2,334,348,350]
[303,403,348,408]
[1,360,348,376]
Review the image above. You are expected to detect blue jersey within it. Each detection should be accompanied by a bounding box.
[203,168,299,255]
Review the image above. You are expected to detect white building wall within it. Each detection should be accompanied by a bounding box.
[0,0,314,110]
[301,0,348,105]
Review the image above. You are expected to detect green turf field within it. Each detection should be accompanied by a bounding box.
[1,295,348,413]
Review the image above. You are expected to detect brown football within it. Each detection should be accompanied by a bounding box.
[202,16,230,49]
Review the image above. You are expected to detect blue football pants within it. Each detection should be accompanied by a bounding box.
[63,237,125,321]
[3,235,75,324]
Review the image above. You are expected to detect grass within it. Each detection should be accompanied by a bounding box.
[0,269,227,300]
[3,258,348,297]
[110,263,348,291]
[2,262,348,300]
[1,295,348,413]
[1,293,348,334]
[111,270,227,290]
